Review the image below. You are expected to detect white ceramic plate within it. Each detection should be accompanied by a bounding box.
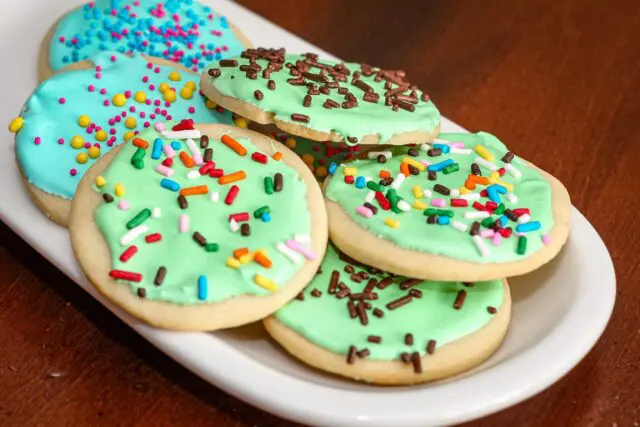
[0,1,616,425]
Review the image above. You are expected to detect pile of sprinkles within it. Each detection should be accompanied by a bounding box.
[205,48,441,144]
[275,244,503,373]
[50,0,245,72]
[96,119,317,304]
[324,132,555,261]
[10,52,231,199]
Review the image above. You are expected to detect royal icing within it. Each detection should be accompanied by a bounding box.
[95,121,316,304]
[50,0,245,72]
[324,132,555,262]
[12,52,232,199]
[275,244,503,369]
[204,48,441,145]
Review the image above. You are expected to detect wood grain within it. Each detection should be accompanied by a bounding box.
[1,0,639,425]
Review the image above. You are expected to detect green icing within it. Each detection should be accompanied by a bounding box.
[95,122,312,304]
[275,245,503,360]
[324,131,554,263]
[205,50,441,145]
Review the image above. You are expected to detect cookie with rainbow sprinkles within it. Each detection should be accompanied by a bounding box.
[40,0,251,80]
[200,48,441,146]
[323,131,572,281]
[264,243,510,385]
[69,120,327,330]
[10,52,232,226]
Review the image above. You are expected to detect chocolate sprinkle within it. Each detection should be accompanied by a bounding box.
[295,292,305,301]
[357,302,369,325]
[347,301,358,318]
[405,333,414,346]
[372,308,384,318]
[411,352,422,373]
[344,264,355,274]
[303,95,312,107]
[409,288,423,298]
[453,290,467,309]
[254,90,264,100]
[192,231,206,246]
[240,223,251,236]
[471,162,481,176]
[400,352,412,364]
[426,340,437,354]
[367,335,382,344]
[154,266,166,286]
[386,294,413,310]
[399,279,422,290]
[102,193,114,203]
[377,277,394,290]
[427,171,437,180]
[329,270,340,294]
[203,148,213,162]
[274,173,283,192]
[200,135,209,149]
[178,194,188,209]
[347,345,357,364]
[433,184,451,195]
[356,349,371,358]
[363,202,378,214]
[219,59,237,67]
[487,306,498,314]
[137,288,146,298]
[470,221,481,236]
[291,113,310,123]
[267,79,276,90]
[207,68,221,77]
[311,289,322,297]
[502,151,515,163]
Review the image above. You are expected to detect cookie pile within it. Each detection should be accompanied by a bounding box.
[8,6,571,387]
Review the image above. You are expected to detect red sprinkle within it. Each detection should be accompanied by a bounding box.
[145,233,162,243]
[119,245,138,262]
[224,185,240,205]
[109,270,142,282]
[172,118,194,131]
[498,167,506,177]
[486,201,498,210]
[498,227,513,238]
[344,175,355,184]
[162,158,173,167]
[375,191,391,210]
[480,189,488,197]
[450,199,469,207]
[472,201,486,211]
[513,208,530,217]
[209,168,224,178]
[251,152,268,164]
[199,161,215,175]
[229,212,250,223]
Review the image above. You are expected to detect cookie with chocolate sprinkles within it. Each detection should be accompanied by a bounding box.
[264,244,510,385]
[200,48,441,146]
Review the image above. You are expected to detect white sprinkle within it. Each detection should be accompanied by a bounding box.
[367,151,392,160]
[423,189,432,198]
[450,147,472,155]
[465,211,490,220]
[474,157,498,171]
[229,219,240,232]
[187,170,201,180]
[451,220,468,232]
[504,163,522,179]
[507,193,519,204]
[517,213,532,224]
[450,189,460,198]
[186,138,204,165]
[432,138,452,145]
[152,207,162,218]
[473,235,490,257]
[276,242,303,264]
[161,129,201,140]
[294,234,311,244]
[364,176,373,183]
[120,225,148,246]
[460,192,481,201]
[390,173,406,189]
[397,200,411,212]
[210,191,219,203]
[364,190,376,204]
[420,143,431,152]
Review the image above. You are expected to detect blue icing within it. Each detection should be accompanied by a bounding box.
[16,52,232,199]
[50,0,245,72]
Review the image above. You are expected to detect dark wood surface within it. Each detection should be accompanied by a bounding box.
[1,0,638,425]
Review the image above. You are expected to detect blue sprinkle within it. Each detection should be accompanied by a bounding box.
[488,184,507,194]
[438,216,450,225]
[433,143,451,153]
[515,221,541,233]
[261,212,271,222]
[171,141,182,150]
[197,275,208,301]
[328,162,338,175]
[486,186,501,203]
[355,176,366,189]
[160,179,180,192]
[151,138,163,160]
[427,159,454,172]
[499,215,509,227]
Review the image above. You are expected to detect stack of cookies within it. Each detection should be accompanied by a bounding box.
[8,2,571,387]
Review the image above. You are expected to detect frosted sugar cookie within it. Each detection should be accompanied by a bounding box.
[265,244,510,385]
[40,0,251,80]
[323,132,571,281]
[200,48,441,146]
[10,52,232,226]
[69,121,327,330]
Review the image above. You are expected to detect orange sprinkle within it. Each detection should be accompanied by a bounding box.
[465,179,477,190]
[180,185,208,196]
[132,138,149,149]
[221,134,248,156]
[179,151,195,168]
[468,175,490,185]
[254,252,272,269]
[218,170,247,185]
[379,170,391,179]
[273,152,283,161]
[233,247,249,259]
[400,162,411,177]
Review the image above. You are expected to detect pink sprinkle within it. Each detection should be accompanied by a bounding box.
[95,73,102,79]
[160,110,167,117]
[100,88,107,95]
[188,106,195,114]
[110,55,117,62]
[154,107,161,114]
[286,240,317,260]
[146,62,153,69]
[148,84,155,90]
[96,65,102,71]
[34,136,41,145]
[492,233,503,246]
[118,200,130,211]
[450,142,465,149]
[129,106,136,112]
[108,119,115,126]
[542,234,552,245]
[163,144,176,158]
[155,122,166,132]
[430,198,446,208]
[110,129,116,134]
[115,116,121,122]
[356,205,373,218]
[153,100,161,106]
[59,97,66,104]
[58,36,65,43]
[121,111,127,117]
[88,84,95,92]
[104,100,110,106]
[144,122,150,128]
[84,142,91,149]
[94,143,100,148]
[124,90,131,98]
[142,76,149,83]
[154,67,160,73]
[480,229,495,238]
[420,160,431,167]
[166,115,172,120]
[86,127,93,134]
[179,214,189,233]
[164,101,171,107]
[139,112,146,118]
[70,168,77,176]
[144,99,151,105]
[150,114,156,119]
[57,138,64,145]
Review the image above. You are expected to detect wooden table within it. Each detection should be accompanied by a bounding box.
[1,0,638,425]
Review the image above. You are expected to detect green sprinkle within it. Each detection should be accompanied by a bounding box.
[126,208,151,230]
[386,188,398,202]
[423,208,438,216]
[366,181,383,192]
[132,159,145,169]
[391,206,403,214]
[494,203,506,215]
[264,176,274,194]
[254,205,271,218]
[436,209,454,217]
[442,163,460,174]
[516,236,527,255]
[205,243,220,253]
[481,217,494,228]
[131,147,145,162]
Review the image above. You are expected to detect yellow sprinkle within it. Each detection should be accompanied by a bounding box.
[158,82,170,93]
[123,131,135,141]
[95,130,107,142]
[412,185,423,199]
[8,117,24,133]
[413,200,427,210]
[76,153,88,164]
[180,87,193,99]
[114,183,125,197]
[134,91,146,103]
[301,153,315,166]
[285,137,297,149]
[163,90,177,103]
[254,274,278,292]
[234,117,248,128]
[168,71,181,81]
[239,253,254,264]
[70,135,85,149]
[78,115,91,127]
[226,257,240,269]
[402,157,426,172]
[315,165,328,178]
[343,167,357,176]
[385,217,399,228]
[495,179,514,192]
[87,146,101,159]
[112,93,127,107]
[459,186,471,195]
[125,117,137,129]
[490,171,500,180]
[205,99,217,109]
[185,81,196,90]
[95,176,106,188]
[475,145,494,162]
